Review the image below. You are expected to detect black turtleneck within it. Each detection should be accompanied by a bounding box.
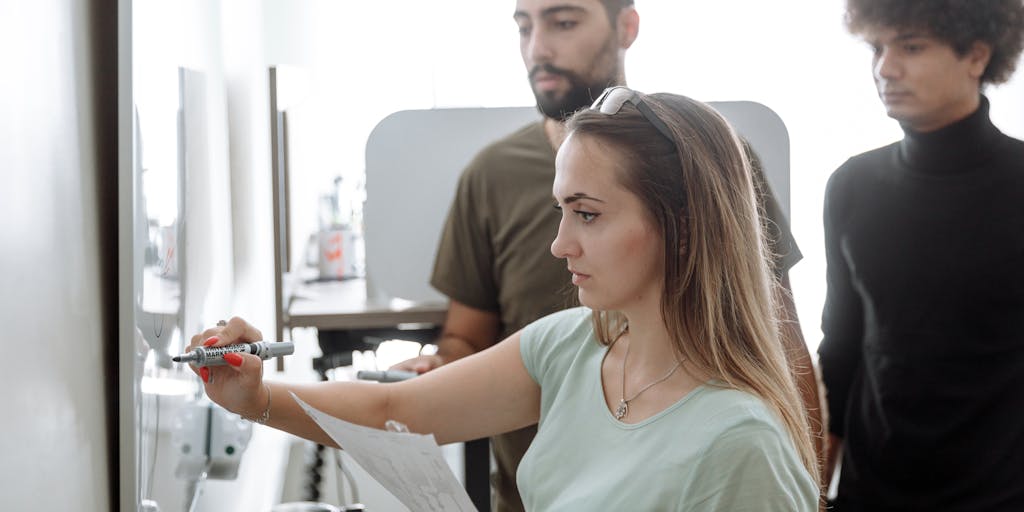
[819,96,1024,511]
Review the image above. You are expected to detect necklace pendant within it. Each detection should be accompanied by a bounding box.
[614,399,628,420]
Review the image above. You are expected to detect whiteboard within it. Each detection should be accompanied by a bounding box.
[363,102,791,304]
[124,64,239,512]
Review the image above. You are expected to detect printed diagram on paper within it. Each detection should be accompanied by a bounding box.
[292,393,477,512]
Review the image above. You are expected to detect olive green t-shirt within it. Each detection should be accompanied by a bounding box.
[431,121,802,512]
[432,122,571,340]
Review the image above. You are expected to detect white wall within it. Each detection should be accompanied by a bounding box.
[251,0,1022,355]
[0,0,112,509]
[272,0,1024,353]
[221,0,277,328]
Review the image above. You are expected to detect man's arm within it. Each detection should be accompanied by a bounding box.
[391,299,500,373]
[817,165,865,490]
[777,272,826,485]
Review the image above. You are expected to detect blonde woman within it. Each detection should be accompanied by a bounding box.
[191,88,819,510]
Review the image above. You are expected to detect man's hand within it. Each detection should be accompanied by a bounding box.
[390,354,445,374]
[390,299,501,374]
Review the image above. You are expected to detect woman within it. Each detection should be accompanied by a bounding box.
[192,88,820,510]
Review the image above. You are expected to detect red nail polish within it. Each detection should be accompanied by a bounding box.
[200,367,210,383]
[224,353,243,367]
[203,336,219,347]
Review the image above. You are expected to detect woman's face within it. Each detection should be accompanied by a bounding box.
[550,133,666,313]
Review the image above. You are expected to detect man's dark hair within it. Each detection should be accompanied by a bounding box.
[845,0,1024,85]
[600,0,635,24]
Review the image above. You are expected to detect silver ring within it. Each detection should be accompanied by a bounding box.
[216,319,227,327]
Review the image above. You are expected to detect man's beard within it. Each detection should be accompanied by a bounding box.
[529,63,618,121]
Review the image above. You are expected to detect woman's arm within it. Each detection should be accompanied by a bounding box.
[190,317,541,447]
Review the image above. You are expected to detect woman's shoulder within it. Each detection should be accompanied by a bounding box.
[689,385,788,436]
[519,307,595,384]
[688,386,807,475]
[684,386,818,510]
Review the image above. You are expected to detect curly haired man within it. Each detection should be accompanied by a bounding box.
[818,1,1024,510]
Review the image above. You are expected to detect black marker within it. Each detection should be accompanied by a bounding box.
[356,370,418,382]
[172,341,295,367]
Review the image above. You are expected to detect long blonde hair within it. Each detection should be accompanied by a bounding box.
[566,92,819,484]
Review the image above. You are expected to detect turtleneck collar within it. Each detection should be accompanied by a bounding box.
[898,95,1003,175]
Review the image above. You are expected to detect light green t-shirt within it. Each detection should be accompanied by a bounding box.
[517,307,818,511]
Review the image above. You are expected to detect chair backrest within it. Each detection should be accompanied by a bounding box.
[363,101,790,303]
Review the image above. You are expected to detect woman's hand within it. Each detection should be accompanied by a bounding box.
[187,317,268,418]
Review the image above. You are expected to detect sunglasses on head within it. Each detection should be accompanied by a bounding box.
[590,86,676,145]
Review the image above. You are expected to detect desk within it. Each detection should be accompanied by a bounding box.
[285,277,491,511]
[289,278,447,330]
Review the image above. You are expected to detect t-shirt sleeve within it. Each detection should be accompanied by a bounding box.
[683,426,819,512]
[519,308,584,386]
[519,308,590,421]
[430,159,500,312]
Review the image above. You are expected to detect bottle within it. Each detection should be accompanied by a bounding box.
[316,175,365,280]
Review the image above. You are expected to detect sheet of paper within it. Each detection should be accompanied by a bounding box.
[291,393,477,512]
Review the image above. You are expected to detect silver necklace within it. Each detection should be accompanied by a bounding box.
[614,337,684,420]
